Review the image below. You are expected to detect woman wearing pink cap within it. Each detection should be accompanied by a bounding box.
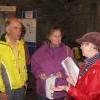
[52,32,100,100]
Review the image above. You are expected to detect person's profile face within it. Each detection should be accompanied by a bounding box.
[80,42,93,57]
[7,20,22,41]
[49,30,62,47]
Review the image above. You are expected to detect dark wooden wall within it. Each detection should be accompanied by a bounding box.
[0,0,100,47]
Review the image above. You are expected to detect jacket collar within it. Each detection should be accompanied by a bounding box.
[79,53,100,78]
[0,33,6,42]
[85,53,100,67]
[0,34,21,46]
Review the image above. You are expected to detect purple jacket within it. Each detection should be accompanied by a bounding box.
[31,42,73,99]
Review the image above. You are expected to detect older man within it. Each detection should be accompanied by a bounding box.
[0,17,28,100]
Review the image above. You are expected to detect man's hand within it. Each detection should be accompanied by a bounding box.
[24,82,28,89]
[0,93,8,100]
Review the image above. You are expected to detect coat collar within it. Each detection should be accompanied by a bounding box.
[0,33,6,42]
[79,53,100,78]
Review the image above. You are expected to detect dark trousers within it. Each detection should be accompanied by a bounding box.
[8,88,26,100]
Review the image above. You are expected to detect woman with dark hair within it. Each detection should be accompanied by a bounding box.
[31,27,73,100]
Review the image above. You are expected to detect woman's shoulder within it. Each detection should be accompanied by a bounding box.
[62,43,72,50]
[33,43,48,55]
[94,60,100,66]
[90,60,100,70]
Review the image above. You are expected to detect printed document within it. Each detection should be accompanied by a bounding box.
[61,57,79,86]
